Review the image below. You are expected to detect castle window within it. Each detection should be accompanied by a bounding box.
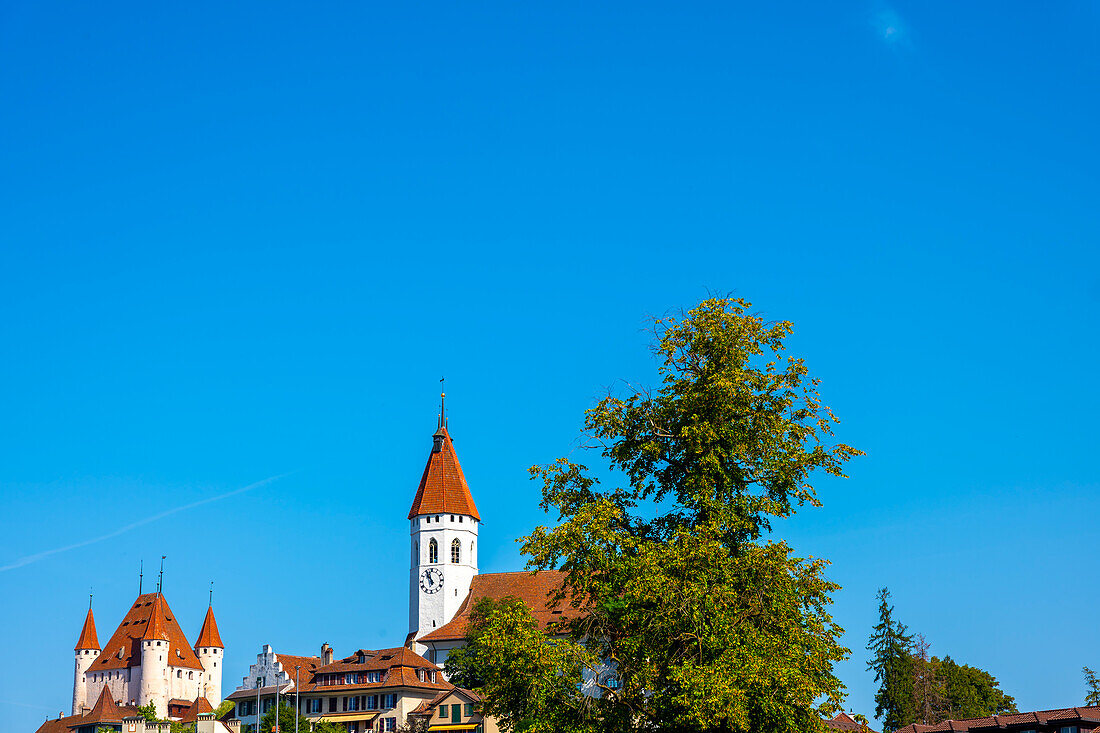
[450,514,454,522]
[178,670,182,678]
[459,515,463,523]
[428,539,438,564]
[451,538,461,563]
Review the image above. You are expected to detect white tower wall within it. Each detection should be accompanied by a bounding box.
[409,512,478,655]
[72,648,99,714]
[197,646,223,705]
[140,639,169,718]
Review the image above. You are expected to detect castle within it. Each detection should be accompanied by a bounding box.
[71,588,224,720]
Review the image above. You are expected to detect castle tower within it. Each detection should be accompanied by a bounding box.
[72,604,100,715]
[194,604,224,706]
[139,594,170,718]
[408,398,480,656]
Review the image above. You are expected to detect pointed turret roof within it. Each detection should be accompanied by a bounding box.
[75,607,99,651]
[142,593,170,641]
[195,605,224,648]
[82,686,124,726]
[407,424,480,520]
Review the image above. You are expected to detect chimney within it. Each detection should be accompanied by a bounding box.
[321,642,333,666]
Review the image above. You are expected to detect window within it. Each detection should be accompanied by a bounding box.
[452,703,462,723]
[459,515,464,523]
[439,707,448,719]
[1061,728,1077,733]
[429,539,438,564]
[177,670,182,678]
[464,703,474,716]
[385,718,396,732]
[450,514,455,522]
[329,698,337,712]
[345,673,357,685]
[451,538,461,564]
[414,542,418,563]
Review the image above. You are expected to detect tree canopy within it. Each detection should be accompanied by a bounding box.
[466,297,863,733]
[1083,667,1100,706]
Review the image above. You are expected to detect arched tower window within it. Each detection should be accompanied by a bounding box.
[451,538,461,564]
[428,539,438,564]
[414,541,419,563]
[471,540,475,563]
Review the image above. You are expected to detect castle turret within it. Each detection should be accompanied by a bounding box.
[139,594,170,718]
[194,604,224,706]
[408,395,480,656]
[72,605,100,715]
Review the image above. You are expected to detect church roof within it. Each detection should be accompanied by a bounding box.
[419,570,574,643]
[195,605,224,648]
[88,592,204,672]
[407,424,480,520]
[75,607,99,650]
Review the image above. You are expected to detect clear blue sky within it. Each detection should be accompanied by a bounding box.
[1,2,1097,730]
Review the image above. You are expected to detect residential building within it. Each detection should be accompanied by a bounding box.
[224,644,319,732]
[69,590,224,719]
[226,644,449,733]
[408,687,498,733]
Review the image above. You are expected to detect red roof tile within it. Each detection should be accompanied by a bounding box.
[195,605,224,648]
[419,570,573,643]
[75,608,99,651]
[88,592,204,672]
[893,707,1100,733]
[407,425,480,520]
[179,695,215,723]
[81,687,126,726]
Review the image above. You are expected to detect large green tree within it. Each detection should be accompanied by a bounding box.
[469,298,862,733]
[866,587,915,731]
[934,656,1016,719]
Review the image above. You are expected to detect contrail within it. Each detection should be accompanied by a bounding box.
[0,473,293,572]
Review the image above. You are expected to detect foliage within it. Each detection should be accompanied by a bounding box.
[933,655,1016,719]
[136,702,158,722]
[259,702,313,733]
[867,588,915,731]
[1083,667,1100,706]
[169,724,196,733]
[215,699,237,718]
[97,727,115,733]
[472,298,861,733]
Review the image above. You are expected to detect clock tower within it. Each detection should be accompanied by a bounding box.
[408,397,480,657]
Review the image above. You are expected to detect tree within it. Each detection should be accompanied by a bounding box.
[1084,667,1100,706]
[934,656,1016,719]
[472,298,862,733]
[867,587,915,730]
[215,699,236,719]
[136,702,158,722]
[259,702,315,733]
[911,635,943,726]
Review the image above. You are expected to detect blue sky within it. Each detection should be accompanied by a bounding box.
[1,1,1098,730]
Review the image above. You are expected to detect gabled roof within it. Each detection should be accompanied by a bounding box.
[179,695,214,723]
[827,713,878,733]
[195,605,224,648]
[75,608,99,651]
[88,592,204,672]
[410,686,482,715]
[407,425,480,520]
[419,570,574,643]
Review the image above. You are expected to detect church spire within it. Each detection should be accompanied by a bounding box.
[409,395,480,520]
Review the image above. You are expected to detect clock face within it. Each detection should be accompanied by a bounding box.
[420,568,444,594]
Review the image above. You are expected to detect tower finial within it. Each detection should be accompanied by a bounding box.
[439,376,446,429]
[89,588,93,610]
[209,581,214,607]
[158,556,165,594]
[139,560,143,595]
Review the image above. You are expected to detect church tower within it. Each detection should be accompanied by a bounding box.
[72,603,100,715]
[408,396,480,656]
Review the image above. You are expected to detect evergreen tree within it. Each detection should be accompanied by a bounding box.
[935,656,1016,719]
[1083,667,1100,706]
[867,587,915,730]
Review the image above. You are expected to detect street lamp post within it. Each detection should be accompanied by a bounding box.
[295,666,301,733]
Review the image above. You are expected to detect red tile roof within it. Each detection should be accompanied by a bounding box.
[274,653,320,683]
[407,425,480,520]
[75,607,99,651]
[294,646,449,693]
[179,695,215,723]
[419,570,573,643]
[827,713,879,733]
[893,707,1100,733]
[79,687,128,726]
[88,592,204,672]
[195,605,224,648]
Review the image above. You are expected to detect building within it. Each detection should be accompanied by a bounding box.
[408,687,498,733]
[406,407,567,671]
[37,687,238,733]
[894,707,1100,733]
[226,644,450,733]
[224,643,319,732]
[70,590,225,719]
